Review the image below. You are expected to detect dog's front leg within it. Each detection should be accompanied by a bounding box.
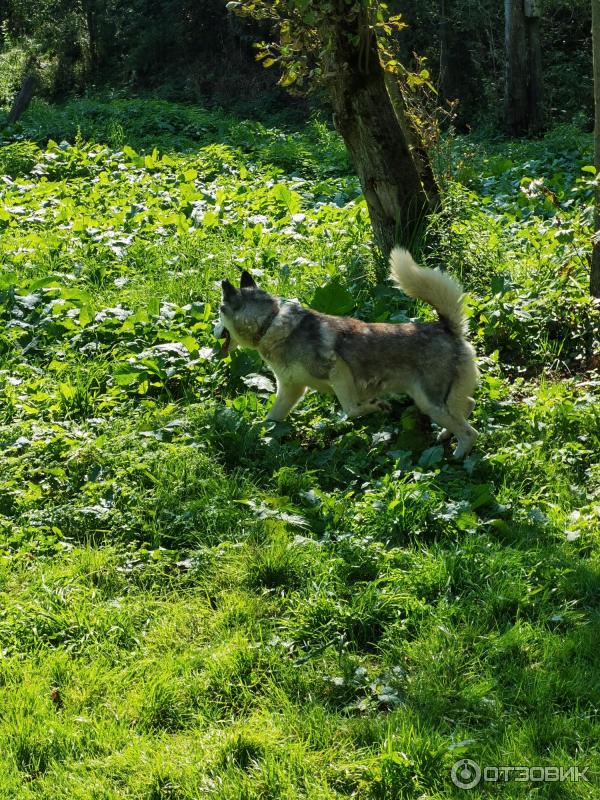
[267,382,306,421]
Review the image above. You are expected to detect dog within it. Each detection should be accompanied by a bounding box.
[214,248,479,457]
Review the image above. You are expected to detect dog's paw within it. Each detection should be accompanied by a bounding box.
[452,431,478,459]
[262,419,292,438]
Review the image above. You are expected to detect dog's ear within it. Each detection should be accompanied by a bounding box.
[221,279,239,303]
[240,270,257,289]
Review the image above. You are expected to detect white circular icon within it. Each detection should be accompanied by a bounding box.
[451,759,481,789]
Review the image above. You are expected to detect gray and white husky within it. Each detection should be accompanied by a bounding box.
[214,248,479,457]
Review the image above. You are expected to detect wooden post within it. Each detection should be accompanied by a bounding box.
[524,0,543,134]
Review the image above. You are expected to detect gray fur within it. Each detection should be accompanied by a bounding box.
[216,250,479,457]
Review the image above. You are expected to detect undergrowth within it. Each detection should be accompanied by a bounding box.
[0,97,598,799]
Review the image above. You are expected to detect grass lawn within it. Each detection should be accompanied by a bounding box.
[0,97,599,799]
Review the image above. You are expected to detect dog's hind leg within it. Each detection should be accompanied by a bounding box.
[429,408,476,459]
[432,355,478,452]
[410,385,477,458]
[449,420,477,459]
[267,382,306,421]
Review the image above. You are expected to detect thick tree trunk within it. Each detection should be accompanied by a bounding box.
[323,6,439,256]
[592,0,600,297]
[7,74,37,124]
[504,0,543,136]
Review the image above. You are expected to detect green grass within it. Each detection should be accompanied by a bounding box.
[0,97,599,798]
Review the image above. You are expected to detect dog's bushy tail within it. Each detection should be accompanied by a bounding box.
[389,247,466,338]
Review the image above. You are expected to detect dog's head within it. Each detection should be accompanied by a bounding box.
[214,271,279,355]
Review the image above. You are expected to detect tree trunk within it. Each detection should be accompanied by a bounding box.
[592,0,600,297]
[504,0,543,136]
[526,13,543,132]
[384,74,440,205]
[439,0,449,100]
[322,5,439,256]
[7,74,37,124]
[83,0,100,78]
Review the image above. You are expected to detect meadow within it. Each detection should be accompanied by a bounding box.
[0,97,599,798]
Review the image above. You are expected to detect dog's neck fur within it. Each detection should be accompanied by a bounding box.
[254,306,280,346]
[256,299,302,359]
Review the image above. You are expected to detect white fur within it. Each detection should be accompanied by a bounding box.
[389,247,467,338]
[213,320,225,338]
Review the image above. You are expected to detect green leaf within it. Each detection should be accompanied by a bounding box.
[176,213,190,234]
[79,304,93,326]
[59,287,93,303]
[113,367,146,386]
[418,446,444,467]
[271,183,302,213]
[148,297,160,316]
[179,335,199,353]
[456,509,477,530]
[59,382,76,401]
[29,277,63,290]
[470,484,495,510]
[310,277,355,316]
[279,71,298,87]
[0,271,17,289]
[202,210,219,227]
